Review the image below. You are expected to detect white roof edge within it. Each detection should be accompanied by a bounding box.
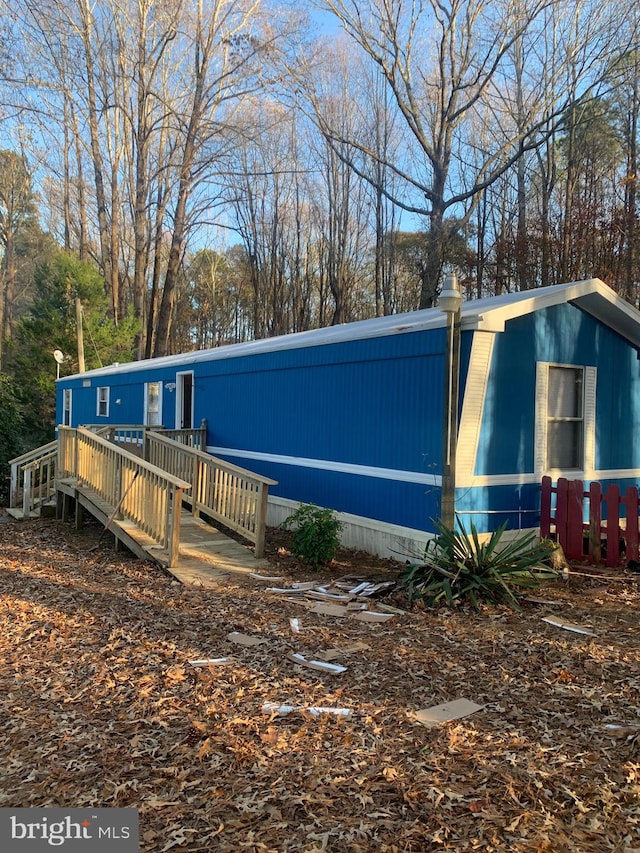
[58,278,640,381]
[470,278,606,331]
[59,307,450,380]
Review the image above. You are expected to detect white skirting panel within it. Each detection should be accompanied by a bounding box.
[266,496,431,562]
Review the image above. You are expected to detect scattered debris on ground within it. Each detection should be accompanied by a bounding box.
[1,516,639,852]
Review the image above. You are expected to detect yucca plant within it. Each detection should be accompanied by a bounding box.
[401,517,558,609]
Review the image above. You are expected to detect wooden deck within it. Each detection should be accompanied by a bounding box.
[56,478,270,587]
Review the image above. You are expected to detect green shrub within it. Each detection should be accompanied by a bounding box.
[401,517,557,609]
[0,374,25,505]
[282,504,342,570]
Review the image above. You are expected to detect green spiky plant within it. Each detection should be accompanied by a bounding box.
[401,517,558,609]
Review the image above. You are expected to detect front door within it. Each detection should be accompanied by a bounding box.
[176,371,194,429]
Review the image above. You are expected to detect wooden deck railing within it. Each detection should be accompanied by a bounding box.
[84,421,207,453]
[157,420,207,451]
[58,427,191,567]
[143,430,276,558]
[9,440,59,516]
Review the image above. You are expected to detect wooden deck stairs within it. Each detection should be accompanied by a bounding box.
[9,425,277,583]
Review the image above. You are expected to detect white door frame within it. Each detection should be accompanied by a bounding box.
[175,371,194,429]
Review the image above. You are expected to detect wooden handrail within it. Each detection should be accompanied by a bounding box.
[9,441,59,512]
[9,439,58,467]
[157,420,207,451]
[58,427,191,567]
[22,449,58,517]
[143,430,276,558]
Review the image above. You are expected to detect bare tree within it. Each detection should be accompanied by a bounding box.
[153,0,285,356]
[294,0,625,304]
[0,150,37,366]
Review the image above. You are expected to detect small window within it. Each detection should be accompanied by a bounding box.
[145,381,162,426]
[96,386,110,417]
[63,389,72,426]
[547,366,583,469]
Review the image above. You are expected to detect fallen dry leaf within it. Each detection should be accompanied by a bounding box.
[0,516,639,853]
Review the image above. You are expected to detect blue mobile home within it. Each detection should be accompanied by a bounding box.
[55,278,640,557]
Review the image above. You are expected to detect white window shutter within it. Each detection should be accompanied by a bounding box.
[583,366,597,477]
[534,363,549,476]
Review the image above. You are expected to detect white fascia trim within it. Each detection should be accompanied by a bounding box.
[471,278,605,332]
[207,446,442,486]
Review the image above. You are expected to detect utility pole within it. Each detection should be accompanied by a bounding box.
[76,298,86,373]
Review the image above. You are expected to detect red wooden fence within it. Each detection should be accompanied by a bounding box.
[540,476,638,567]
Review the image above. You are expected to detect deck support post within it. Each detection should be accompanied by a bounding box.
[254,483,269,559]
[75,500,84,531]
[168,487,184,568]
[22,467,33,518]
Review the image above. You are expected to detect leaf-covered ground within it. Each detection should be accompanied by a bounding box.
[0,516,639,852]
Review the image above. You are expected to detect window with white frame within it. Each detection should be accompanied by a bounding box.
[96,386,110,417]
[145,381,162,426]
[546,366,584,469]
[63,388,72,426]
[536,362,595,475]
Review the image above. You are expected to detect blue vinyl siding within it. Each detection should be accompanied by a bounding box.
[476,303,640,476]
[218,451,441,531]
[203,352,444,472]
[56,328,458,534]
[455,483,542,532]
[201,329,471,473]
[55,288,640,538]
[592,328,640,470]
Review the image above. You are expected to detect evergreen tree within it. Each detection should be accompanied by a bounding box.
[0,373,25,504]
[6,250,138,447]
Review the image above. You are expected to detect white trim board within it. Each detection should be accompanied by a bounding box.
[457,331,495,483]
[209,446,640,490]
[207,446,442,486]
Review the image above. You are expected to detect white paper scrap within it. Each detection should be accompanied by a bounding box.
[413,698,485,727]
[265,587,306,595]
[250,573,284,582]
[290,617,301,633]
[541,616,595,636]
[352,610,395,623]
[288,652,348,673]
[262,702,353,717]
[189,658,232,667]
[304,706,352,717]
[227,632,267,646]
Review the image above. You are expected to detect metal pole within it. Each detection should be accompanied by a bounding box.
[76,298,86,373]
[440,278,462,529]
